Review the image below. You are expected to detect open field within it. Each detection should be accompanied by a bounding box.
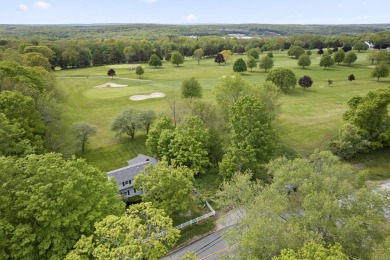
[55,51,390,178]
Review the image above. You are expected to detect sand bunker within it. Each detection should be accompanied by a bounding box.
[93,82,128,88]
[130,92,166,101]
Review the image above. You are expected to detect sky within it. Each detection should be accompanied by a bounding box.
[1,0,390,25]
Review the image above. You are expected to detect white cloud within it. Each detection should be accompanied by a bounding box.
[19,4,29,11]
[142,0,158,3]
[33,1,50,9]
[185,14,197,21]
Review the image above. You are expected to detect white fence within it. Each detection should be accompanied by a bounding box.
[173,194,216,230]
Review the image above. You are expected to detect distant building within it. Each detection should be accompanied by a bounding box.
[365,41,374,49]
[107,154,157,199]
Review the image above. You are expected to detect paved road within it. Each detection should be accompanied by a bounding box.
[162,228,231,260]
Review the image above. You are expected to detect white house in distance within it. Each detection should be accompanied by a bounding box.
[107,154,157,199]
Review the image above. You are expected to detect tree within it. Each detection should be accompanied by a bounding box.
[134,161,194,215]
[135,65,144,78]
[266,67,297,91]
[181,77,202,99]
[298,75,313,89]
[171,51,184,66]
[214,53,225,65]
[319,54,334,69]
[259,55,274,72]
[148,54,162,68]
[371,63,389,81]
[214,75,252,119]
[23,52,52,71]
[247,48,260,59]
[246,56,257,71]
[146,115,175,158]
[348,74,355,81]
[233,58,247,73]
[343,51,357,65]
[367,51,377,64]
[140,109,156,135]
[219,96,279,178]
[220,150,388,259]
[0,153,124,259]
[220,50,233,63]
[317,48,324,55]
[297,53,311,69]
[192,48,204,64]
[166,116,210,175]
[0,113,35,157]
[353,42,368,52]
[273,241,348,260]
[332,88,390,158]
[67,202,179,260]
[333,49,345,65]
[0,91,46,154]
[107,68,116,79]
[111,108,142,140]
[287,45,305,59]
[73,122,97,154]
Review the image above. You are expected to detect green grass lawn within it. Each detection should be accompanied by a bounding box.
[56,51,390,179]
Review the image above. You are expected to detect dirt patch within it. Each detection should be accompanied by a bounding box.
[93,82,128,88]
[129,92,166,101]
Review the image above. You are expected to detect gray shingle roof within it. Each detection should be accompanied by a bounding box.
[107,154,157,189]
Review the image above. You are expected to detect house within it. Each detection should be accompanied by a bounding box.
[107,154,157,198]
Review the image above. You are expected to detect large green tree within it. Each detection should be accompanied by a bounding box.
[0,90,46,154]
[134,161,194,215]
[343,51,357,65]
[148,54,162,68]
[247,48,260,59]
[333,49,345,65]
[73,122,97,154]
[192,48,204,64]
[66,202,179,260]
[214,75,252,119]
[219,150,388,259]
[246,56,257,71]
[170,51,184,66]
[219,96,279,178]
[371,63,389,81]
[111,108,142,140]
[297,53,311,69]
[331,87,390,158]
[319,54,335,69]
[166,116,210,175]
[0,153,124,259]
[146,115,175,158]
[287,45,305,59]
[266,67,297,91]
[259,55,274,72]
[233,58,247,73]
[23,52,52,71]
[181,77,202,99]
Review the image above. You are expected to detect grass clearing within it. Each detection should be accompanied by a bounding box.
[56,52,390,179]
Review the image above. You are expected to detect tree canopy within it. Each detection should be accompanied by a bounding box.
[134,161,194,215]
[0,153,124,259]
[266,67,297,91]
[246,56,257,71]
[111,108,142,140]
[67,202,179,260]
[218,150,388,259]
[259,55,274,72]
[233,58,247,73]
[297,53,311,68]
[214,53,225,65]
[298,75,313,89]
[73,122,97,154]
[148,54,162,68]
[192,48,204,64]
[170,51,184,66]
[371,63,389,81]
[181,77,202,99]
[319,54,334,69]
[287,45,305,59]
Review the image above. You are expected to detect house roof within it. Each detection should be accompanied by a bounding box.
[107,154,157,186]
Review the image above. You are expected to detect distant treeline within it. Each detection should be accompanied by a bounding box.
[0,23,390,40]
[1,27,390,69]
